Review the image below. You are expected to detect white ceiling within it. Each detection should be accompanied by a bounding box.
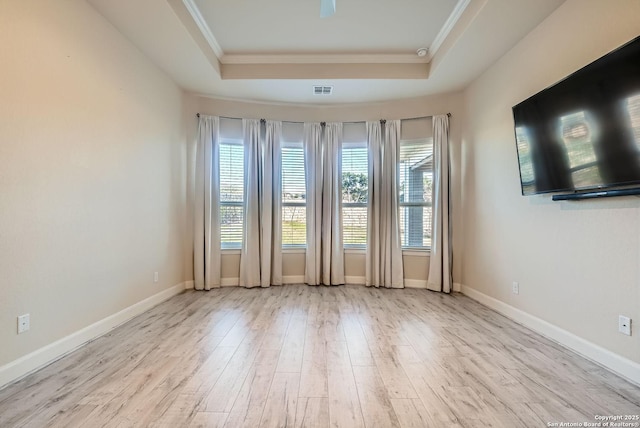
[194,0,457,54]
[87,0,565,104]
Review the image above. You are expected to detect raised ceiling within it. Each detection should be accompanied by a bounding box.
[193,0,457,54]
[87,0,565,104]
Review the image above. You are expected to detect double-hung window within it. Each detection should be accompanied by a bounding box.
[281,141,306,247]
[398,139,433,249]
[341,142,368,247]
[219,140,244,249]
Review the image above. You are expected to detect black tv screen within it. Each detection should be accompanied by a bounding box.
[513,35,640,196]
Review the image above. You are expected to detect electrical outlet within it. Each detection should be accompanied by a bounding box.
[154,271,159,283]
[619,315,631,336]
[17,314,30,334]
[512,281,519,295]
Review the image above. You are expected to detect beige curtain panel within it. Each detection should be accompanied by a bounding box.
[304,122,345,286]
[194,115,221,290]
[365,120,404,288]
[427,114,452,293]
[239,119,283,288]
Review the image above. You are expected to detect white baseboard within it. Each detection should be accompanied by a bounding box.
[215,276,430,288]
[453,282,462,292]
[0,282,187,391]
[221,278,239,287]
[460,284,640,385]
[345,276,430,288]
[217,276,305,287]
[345,276,366,285]
[186,279,240,288]
[405,279,428,289]
[283,275,304,284]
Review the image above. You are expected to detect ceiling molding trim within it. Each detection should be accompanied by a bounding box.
[182,0,224,58]
[427,0,471,61]
[166,0,221,74]
[221,53,429,65]
[221,63,430,80]
[192,92,440,110]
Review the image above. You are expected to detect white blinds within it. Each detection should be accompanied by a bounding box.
[211,116,434,250]
[282,142,306,246]
[399,139,433,248]
[219,140,244,248]
[342,143,368,246]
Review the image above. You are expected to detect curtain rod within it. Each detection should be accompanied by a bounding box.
[196,113,450,123]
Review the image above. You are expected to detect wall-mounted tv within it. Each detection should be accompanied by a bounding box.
[512,35,640,198]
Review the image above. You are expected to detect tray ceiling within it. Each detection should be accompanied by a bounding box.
[87,0,565,103]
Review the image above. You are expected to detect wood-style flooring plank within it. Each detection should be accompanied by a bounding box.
[259,371,300,428]
[352,365,401,428]
[0,286,638,428]
[189,411,228,428]
[295,397,330,428]
[326,341,365,428]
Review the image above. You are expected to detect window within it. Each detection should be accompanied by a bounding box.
[219,140,244,249]
[399,139,433,249]
[282,142,306,247]
[342,142,368,247]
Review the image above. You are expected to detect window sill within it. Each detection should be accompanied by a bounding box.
[221,249,241,255]
[344,247,366,255]
[283,247,306,254]
[402,249,430,257]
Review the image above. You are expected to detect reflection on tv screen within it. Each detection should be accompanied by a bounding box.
[513,35,640,196]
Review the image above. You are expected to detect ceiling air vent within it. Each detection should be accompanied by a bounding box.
[313,85,333,95]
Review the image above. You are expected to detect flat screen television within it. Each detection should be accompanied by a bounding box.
[512,35,640,197]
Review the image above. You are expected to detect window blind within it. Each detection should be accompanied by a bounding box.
[282,142,306,246]
[342,143,368,246]
[399,139,433,248]
[219,141,244,248]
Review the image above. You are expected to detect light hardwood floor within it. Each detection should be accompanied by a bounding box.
[1,286,639,427]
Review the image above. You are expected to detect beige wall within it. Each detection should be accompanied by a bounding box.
[461,0,640,362]
[0,0,188,367]
[186,92,465,285]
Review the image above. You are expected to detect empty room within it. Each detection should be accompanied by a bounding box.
[2,0,640,426]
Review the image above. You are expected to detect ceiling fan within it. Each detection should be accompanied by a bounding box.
[320,0,336,17]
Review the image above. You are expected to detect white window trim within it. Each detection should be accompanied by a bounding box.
[402,249,430,256]
[221,249,241,255]
[283,247,306,254]
[344,247,365,255]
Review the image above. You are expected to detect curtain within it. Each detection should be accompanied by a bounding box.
[365,120,404,288]
[304,122,345,285]
[239,119,283,288]
[194,115,221,290]
[427,115,452,293]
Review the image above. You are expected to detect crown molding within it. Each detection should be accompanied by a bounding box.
[172,0,474,79]
[221,62,430,80]
[427,0,471,61]
[181,0,224,58]
[166,0,221,73]
[221,53,429,65]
